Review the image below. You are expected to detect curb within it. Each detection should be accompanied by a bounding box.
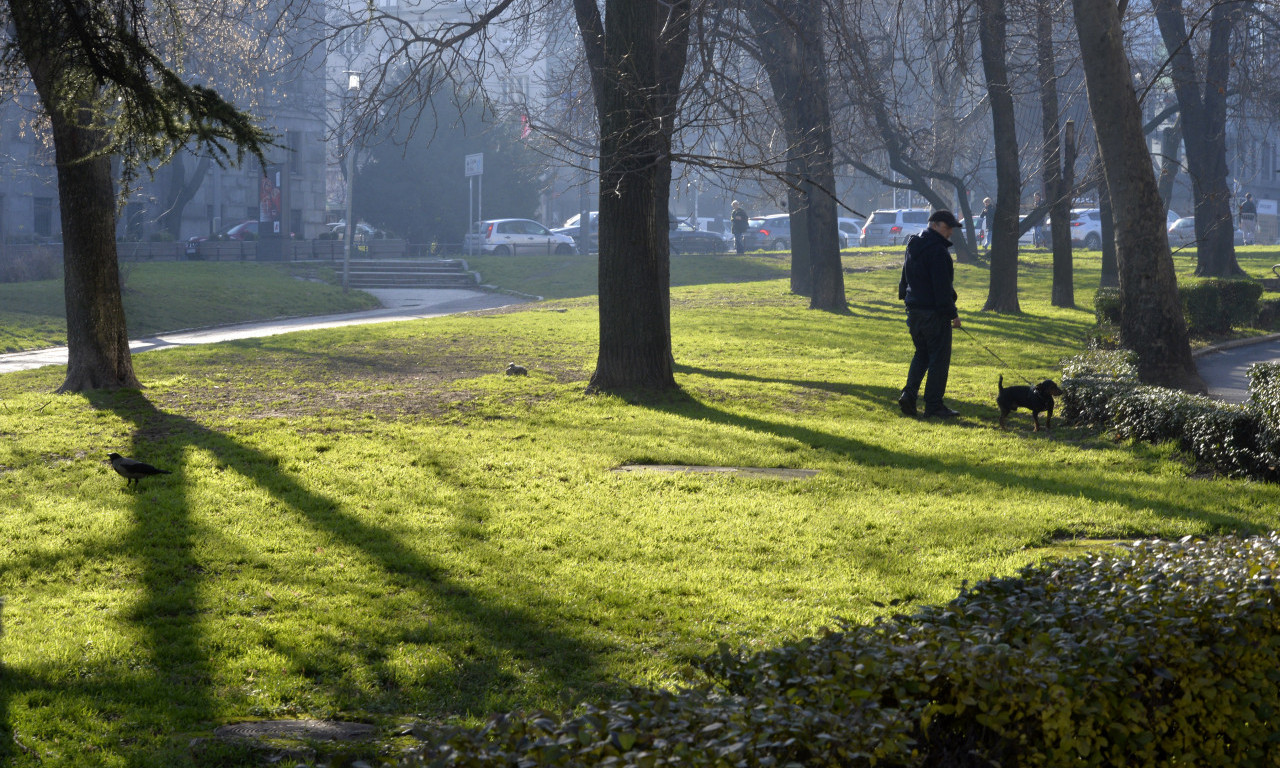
[1192,332,1280,359]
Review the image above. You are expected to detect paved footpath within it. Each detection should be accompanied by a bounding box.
[1194,334,1280,404]
[0,288,527,375]
[3,290,1275,403]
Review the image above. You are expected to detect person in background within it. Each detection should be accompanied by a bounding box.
[897,210,963,419]
[731,200,749,255]
[1239,193,1257,246]
[979,197,994,248]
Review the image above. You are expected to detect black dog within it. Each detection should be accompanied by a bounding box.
[997,375,1064,431]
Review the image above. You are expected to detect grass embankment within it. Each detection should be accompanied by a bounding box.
[0,262,380,353]
[0,249,1278,766]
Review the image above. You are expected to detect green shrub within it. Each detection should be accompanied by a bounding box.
[1256,299,1280,331]
[1093,286,1121,325]
[1180,278,1263,334]
[1249,362,1280,429]
[0,246,62,283]
[403,535,1280,767]
[1060,349,1138,425]
[1060,350,1280,480]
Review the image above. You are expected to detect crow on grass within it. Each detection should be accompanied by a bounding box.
[107,453,171,489]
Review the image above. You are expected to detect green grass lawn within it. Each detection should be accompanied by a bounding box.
[0,262,380,353]
[0,248,1279,766]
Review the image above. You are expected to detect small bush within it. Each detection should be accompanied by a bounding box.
[1249,362,1280,429]
[1059,348,1138,425]
[1180,278,1263,334]
[1256,298,1280,331]
[403,535,1280,767]
[1093,286,1121,325]
[0,246,62,283]
[1061,350,1280,480]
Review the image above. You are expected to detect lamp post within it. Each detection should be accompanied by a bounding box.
[342,72,361,293]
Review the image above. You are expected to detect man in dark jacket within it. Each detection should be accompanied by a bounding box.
[897,210,962,418]
[731,200,749,255]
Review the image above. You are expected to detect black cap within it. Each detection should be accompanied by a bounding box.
[929,210,961,228]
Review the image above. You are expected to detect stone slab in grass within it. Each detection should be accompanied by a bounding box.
[613,464,819,480]
[214,720,376,742]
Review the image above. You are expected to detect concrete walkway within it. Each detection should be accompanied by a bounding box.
[1194,334,1280,404]
[3,289,1275,403]
[0,288,528,375]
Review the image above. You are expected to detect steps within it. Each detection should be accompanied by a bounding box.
[343,258,479,289]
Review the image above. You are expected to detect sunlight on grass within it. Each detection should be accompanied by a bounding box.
[1,250,1278,766]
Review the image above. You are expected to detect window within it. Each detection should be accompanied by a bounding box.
[33,197,53,238]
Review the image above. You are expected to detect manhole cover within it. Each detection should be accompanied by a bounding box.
[613,464,819,480]
[214,720,376,742]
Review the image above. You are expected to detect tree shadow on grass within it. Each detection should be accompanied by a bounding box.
[0,388,607,765]
[638,385,1259,534]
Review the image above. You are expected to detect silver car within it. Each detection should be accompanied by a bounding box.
[859,209,931,247]
[468,218,576,256]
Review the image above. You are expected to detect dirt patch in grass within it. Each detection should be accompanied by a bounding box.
[146,340,591,420]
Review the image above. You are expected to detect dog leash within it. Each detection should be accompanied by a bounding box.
[958,326,1036,386]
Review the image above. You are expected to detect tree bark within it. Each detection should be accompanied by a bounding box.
[1152,0,1246,277]
[11,0,141,392]
[1037,0,1074,308]
[747,0,845,311]
[159,154,212,239]
[1097,179,1119,288]
[574,0,690,393]
[1072,0,1204,392]
[978,0,1022,313]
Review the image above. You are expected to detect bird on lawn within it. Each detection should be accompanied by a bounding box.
[107,452,171,489]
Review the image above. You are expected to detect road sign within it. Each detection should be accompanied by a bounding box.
[465,153,484,177]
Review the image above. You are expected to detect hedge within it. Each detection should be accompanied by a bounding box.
[402,535,1280,767]
[1095,281,1264,336]
[1181,278,1263,334]
[1061,350,1280,480]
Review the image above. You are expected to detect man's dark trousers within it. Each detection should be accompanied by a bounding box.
[904,309,952,411]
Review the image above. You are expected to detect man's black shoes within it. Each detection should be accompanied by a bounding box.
[924,406,960,418]
[898,392,917,416]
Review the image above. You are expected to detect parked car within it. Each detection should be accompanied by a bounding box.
[551,222,595,253]
[749,214,791,251]
[838,217,866,245]
[326,221,383,240]
[186,219,259,245]
[1167,216,1197,248]
[1167,216,1246,248]
[669,220,728,254]
[562,211,598,229]
[468,218,576,256]
[859,209,931,247]
[746,213,848,251]
[1070,208,1104,250]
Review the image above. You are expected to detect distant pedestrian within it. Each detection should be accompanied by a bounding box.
[897,210,962,419]
[1239,193,1257,246]
[1031,191,1048,247]
[731,200,749,255]
[979,197,994,247]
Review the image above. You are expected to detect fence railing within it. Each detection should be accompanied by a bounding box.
[0,239,420,265]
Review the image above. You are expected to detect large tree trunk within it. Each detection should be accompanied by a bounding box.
[1152,0,1245,278]
[1037,0,1074,308]
[1073,0,1204,392]
[747,0,845,311]
[1157,119,1183,212]
[978,0,1022,313]
[574,0,690,393]
[1097,180,1119,288]
[12,0,140,392]
[159,154,212,240]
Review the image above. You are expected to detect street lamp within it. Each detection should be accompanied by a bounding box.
[342,72,361,293]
